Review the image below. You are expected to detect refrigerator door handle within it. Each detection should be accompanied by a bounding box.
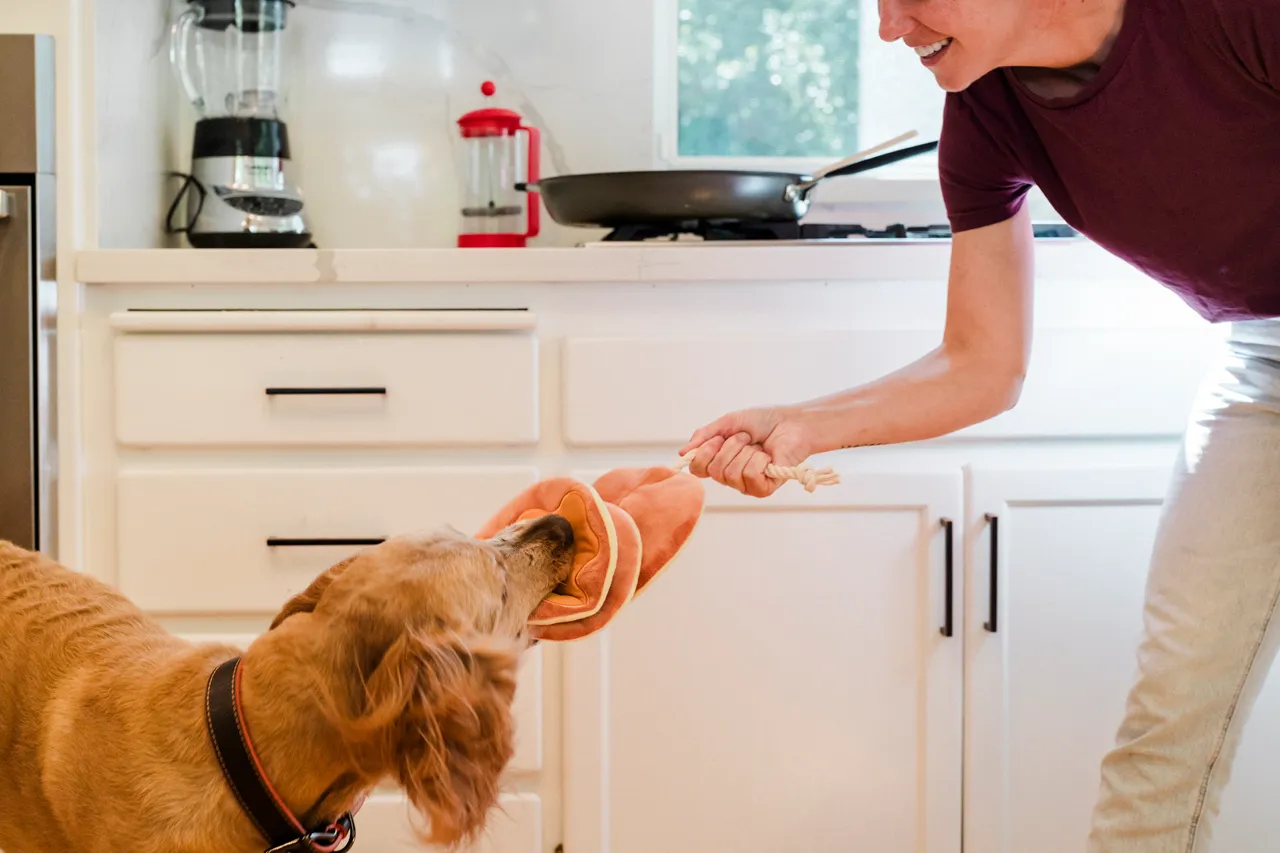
[0,191,11,219]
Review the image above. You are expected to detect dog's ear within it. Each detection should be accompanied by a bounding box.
[269,555,359,630]
[319,628,520,847]
[402,633,520,847]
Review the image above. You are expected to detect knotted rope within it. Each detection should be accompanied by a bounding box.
[674,451,840,493]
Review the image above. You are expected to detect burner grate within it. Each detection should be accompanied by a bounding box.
[598,220,1080,242]
[600,221,956,242]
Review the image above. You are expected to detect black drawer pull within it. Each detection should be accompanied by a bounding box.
[267,537,387,548]
[984,514,999,633]
[265,387,388,396]
[939,517,954,638]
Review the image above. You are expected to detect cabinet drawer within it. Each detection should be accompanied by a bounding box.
[116,466,538,613]
[562,327,1220,444]
[111,311,538,447]
[178,633,544,774]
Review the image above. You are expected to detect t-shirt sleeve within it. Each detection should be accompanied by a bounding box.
[938,90,1034,234]
[1211,0,1280,89]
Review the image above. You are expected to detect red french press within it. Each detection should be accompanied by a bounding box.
[456,81,542,248]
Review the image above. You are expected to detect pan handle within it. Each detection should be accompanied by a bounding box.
[784,140,940,202]
[521,123,542,239]
[808,131,918,183]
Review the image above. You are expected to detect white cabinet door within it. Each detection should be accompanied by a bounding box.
[563,470,964,853]
[354,791,541,853]
[964,465,1175,853]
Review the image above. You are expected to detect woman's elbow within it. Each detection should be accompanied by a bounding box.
[989,363,1027,415]
[956,349,1027,421]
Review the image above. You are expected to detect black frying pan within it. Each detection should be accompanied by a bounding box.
[527,139,938,228]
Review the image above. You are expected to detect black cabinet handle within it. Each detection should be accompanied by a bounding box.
[265,387,388,396]
[939,517,954,638]
[267,537,387,547]
[984,514,999,633]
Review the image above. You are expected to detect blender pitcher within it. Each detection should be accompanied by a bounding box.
[170,0,290,119]
[457,82,542,248]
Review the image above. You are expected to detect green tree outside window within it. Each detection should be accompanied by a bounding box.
[677,0,861,158]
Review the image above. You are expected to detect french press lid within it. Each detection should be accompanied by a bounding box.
[457,82,525,138]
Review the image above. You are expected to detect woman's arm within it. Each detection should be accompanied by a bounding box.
[681,204,1036,495]
[799,202,1035,453]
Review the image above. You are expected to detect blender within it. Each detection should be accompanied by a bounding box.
[166,0,311,248]
[456,81,542,248]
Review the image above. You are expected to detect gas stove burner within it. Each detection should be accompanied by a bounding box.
[599,220,1079,242]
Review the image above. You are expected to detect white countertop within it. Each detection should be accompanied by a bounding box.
[73,239,1147,285]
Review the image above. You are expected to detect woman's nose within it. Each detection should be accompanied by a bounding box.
[878,0,914,42]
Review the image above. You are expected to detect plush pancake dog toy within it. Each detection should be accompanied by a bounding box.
[592,466,705,596]
[474,465,705,641]
[477,456,840,641]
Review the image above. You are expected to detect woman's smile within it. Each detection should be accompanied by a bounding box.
[913,37,954,66]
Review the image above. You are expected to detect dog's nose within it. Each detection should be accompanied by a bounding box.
[525,513,575,554]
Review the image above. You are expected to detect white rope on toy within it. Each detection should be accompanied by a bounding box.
[674,451,840,493]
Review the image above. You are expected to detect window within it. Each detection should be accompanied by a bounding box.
[660,0,1066,224]
[666,0,945,181]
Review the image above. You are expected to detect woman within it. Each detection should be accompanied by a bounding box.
[680,0,1280,849]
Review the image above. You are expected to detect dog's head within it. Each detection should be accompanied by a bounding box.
[266,515,575,847]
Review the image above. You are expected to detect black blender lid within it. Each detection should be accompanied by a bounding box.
[187,0,294,32]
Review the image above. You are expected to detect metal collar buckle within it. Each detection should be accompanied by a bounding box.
[263,813,356,853]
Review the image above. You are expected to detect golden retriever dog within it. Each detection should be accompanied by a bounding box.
[0,513,575,853]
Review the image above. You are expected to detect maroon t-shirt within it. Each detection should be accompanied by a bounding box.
[939,0,1280,321]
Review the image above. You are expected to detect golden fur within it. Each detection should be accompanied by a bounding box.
[0,513,575,853]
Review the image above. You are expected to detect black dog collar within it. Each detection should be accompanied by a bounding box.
[205,657,357,853]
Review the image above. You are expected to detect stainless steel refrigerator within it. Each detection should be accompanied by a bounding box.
[0,34,58,556]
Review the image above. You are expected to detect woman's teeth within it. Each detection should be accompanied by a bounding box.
[914,38,952,57]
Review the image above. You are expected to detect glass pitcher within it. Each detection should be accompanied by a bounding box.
[169,0,291,120]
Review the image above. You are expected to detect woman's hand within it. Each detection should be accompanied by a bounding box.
[679,406,814,497]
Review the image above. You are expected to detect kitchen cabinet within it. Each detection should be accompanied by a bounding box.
[562,462,1280,853]
[963,465,1171,853]
[959,463,1280,852]
[563,469,964,853]
[72,259,1280,853]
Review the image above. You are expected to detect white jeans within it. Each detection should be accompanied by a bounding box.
[1088,319,1280,851]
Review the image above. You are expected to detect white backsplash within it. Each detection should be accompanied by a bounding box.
[96,0,655,248]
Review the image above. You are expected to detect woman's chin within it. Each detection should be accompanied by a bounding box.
[928,62,985,93]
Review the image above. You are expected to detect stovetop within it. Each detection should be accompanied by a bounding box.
[589,220,1079,244]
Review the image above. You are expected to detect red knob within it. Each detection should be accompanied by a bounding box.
[481,81,497,97]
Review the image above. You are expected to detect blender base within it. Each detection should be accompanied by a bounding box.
[187,231,314,249]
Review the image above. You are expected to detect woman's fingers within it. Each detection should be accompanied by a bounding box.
[681,415,737,456]
[721,443,756,494]
[741,450,777,497]
[684,435,725,478]
[706,433,752,484]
